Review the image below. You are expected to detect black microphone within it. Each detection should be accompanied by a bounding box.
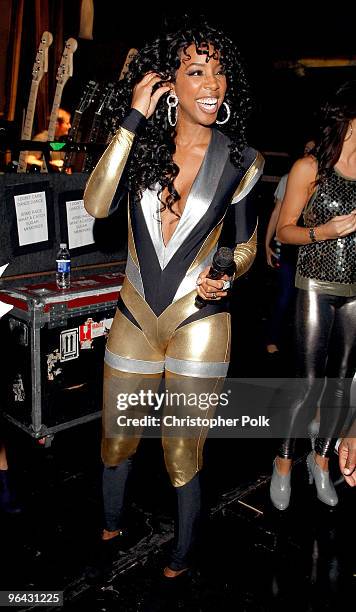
[195,247,236,309]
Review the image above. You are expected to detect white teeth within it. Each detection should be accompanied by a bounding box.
[197,97,218,104]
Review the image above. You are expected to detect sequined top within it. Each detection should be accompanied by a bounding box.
[296,169,356,296]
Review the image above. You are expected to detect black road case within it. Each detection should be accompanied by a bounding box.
[0,272,124,444]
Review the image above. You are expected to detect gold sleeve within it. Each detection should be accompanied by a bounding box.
[83,126,135,218]
[233,223,258,279]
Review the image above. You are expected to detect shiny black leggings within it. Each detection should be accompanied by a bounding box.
[278,289,356,459]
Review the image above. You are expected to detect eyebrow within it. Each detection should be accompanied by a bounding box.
[185,62,223,69]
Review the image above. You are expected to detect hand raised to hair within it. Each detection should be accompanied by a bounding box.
[131,72,171,119]
[319,210,356,239]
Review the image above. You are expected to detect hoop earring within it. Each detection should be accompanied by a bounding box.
[345,122,353,141]
[216,102,231,125]
[167,93,178,127]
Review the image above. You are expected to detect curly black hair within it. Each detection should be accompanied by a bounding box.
[104,20,252,212]
[314,80,356,185]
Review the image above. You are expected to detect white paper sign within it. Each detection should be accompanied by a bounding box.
[14,191,48,246]
[66,199,95,250]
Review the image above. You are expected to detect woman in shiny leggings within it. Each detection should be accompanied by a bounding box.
[270,81,356,510]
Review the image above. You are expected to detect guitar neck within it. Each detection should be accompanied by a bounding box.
[67,109,82,142]
[82,111,101,172]
[88,111,101,143]
[17,81,40,173]
[17,31,53,173]
[21,81,40,140]
[40,87,64,173]
[87,87,110,144]
[62,109,82,170]
[47,88,64,141]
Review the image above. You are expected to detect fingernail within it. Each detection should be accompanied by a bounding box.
[344,468,351,475]
[196,278,202,285]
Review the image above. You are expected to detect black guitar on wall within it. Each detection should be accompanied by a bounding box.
[62,80,99,173]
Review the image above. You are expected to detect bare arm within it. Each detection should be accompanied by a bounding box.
[276,156,356,244]
[265,198,282,266]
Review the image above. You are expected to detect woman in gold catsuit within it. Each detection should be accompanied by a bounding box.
[84,21,263,577]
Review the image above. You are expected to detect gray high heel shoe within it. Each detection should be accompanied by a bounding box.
[270,459,291,510]
[307,419,320,451]
[306,451,338,507]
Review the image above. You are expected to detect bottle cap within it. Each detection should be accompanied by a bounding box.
[60,243,67,248]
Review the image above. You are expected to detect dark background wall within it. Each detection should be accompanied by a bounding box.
[62,5,356,152]
[2,2,356,153]
[1,3,356,281]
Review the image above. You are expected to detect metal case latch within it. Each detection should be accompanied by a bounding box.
[49,302,68,328]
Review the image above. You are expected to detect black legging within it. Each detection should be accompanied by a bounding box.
[102,460,201,570]
[278,289,356,459]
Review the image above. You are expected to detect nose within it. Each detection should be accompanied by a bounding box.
[203,73,219,92]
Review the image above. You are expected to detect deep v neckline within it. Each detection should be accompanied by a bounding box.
[160,131,214,248]
[139,128,229,271]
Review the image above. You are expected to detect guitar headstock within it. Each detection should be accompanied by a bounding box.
[95,82,115,115]
[77,80,99,114]
[119,48,138,80]
[32,31,53,82]
[56,37,78,87]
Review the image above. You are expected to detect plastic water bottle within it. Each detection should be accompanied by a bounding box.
[56,243,71,290]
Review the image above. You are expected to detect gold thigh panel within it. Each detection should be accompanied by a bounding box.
[162,314,230,486]
[162,371,225,487]
[102,363,162,466]
[166,312,231,363]
[107,308,163,361]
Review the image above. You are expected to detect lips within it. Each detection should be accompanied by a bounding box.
[196,97,219,114]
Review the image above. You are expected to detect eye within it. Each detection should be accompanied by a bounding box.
[186,69,203,76]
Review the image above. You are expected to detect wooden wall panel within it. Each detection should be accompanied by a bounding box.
[0,0,13,116]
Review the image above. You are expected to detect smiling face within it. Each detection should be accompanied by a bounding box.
[172,43,227,127]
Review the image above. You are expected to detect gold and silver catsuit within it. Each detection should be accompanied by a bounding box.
[84,109,264,487]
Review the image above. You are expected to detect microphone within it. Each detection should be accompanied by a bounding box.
[195,247,236,309]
